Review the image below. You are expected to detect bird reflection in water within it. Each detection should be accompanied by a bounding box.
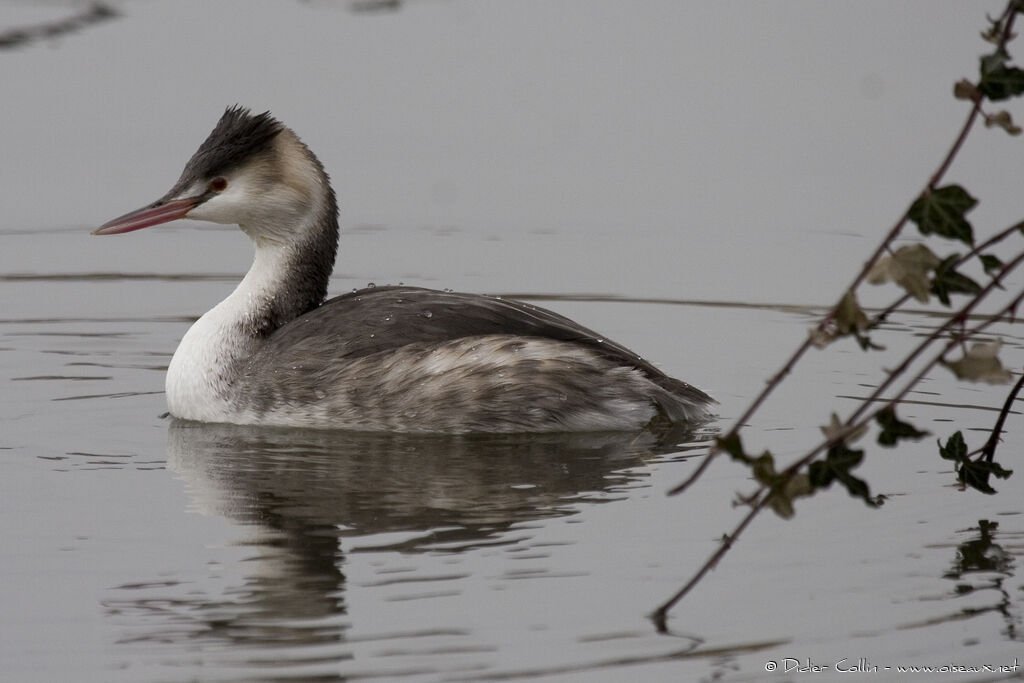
[101,420,711,664]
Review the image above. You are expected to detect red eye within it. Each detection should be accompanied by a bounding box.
[209,177,228,192]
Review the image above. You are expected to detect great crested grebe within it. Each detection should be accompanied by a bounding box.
[94,106,714,432]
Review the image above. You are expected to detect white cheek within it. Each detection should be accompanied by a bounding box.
[186,186,254,225]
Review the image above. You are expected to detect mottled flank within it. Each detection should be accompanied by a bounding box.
[236,335,691,432]
[229,287,715,432]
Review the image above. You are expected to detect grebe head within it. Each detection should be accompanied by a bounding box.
[93,106,334,247]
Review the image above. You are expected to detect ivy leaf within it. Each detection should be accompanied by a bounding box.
[767,473,812,520]
[985,109,1023,135]
[808,442,880,508]
[810,291,884,351]
[979,50,1024,101]
[939,431,1014,494]
[835,291,881,350]
[820,412,867,444]
[953,78,980,100]
[867,243,940,302]
[942,339,1013,384]
[959,458,1013,495]
[930,254,982,306]
[981,17,1005,44]
[852,331,883,351]
[809,443,863,488]
[835,291,868,335]
[749,452,779,487]
[875,407,929,446]
[908,185,977,245]
[716,434,811,519]
[980,252,1004,276]
[716,433,747,462]
[938,431,968,462]
[808,327,831,349]
[717,434,778,484]
[811,291,874,349]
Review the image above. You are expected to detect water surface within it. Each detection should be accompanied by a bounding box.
[3,1,1024,681]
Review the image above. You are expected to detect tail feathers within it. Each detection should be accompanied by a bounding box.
[651,377,716,424]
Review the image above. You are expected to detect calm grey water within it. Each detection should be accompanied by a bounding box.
[3,1,1024,681]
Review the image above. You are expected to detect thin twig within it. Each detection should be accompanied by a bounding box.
[978,370,1024,463]
[668,3,1020,498]
[653,248,1024,626]
[843,253,1024,430]
[854,219,1024,334]
[0,3,117,51]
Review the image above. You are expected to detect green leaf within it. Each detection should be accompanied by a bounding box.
[980,252,1004,275]
[908,185,977,245]
[867,243,940,302]
[930,254,982,306]
[938,431,968,462]
[979,50,1024,101]
[809,443,862,487]
[717,434,779,482]
[959,458,1014,495]
[716,434,811,519]
[716,433,748,462]
[941,339,1013,384]
[808,442,880,508]
[875,407,929,446]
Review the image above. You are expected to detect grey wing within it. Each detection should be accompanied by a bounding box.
[261,286,713,405]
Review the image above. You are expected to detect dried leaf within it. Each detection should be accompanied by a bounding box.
[985,109,1023,135]
[768,473,812,520]
[812,290,881,350]
[808,326,832,349]
[942,339,1013,383]
[953,78,980,100]
[981,18,1004,44]
[835,291,869,335]
[820,412,867,444]
[867,243,941,302]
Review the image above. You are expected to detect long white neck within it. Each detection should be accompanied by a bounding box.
[165,171,339,422]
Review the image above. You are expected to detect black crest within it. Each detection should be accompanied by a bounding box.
[181,106,284,181]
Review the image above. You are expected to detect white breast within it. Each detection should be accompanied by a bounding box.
[165,245,291,423]
[166,309,247,423]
